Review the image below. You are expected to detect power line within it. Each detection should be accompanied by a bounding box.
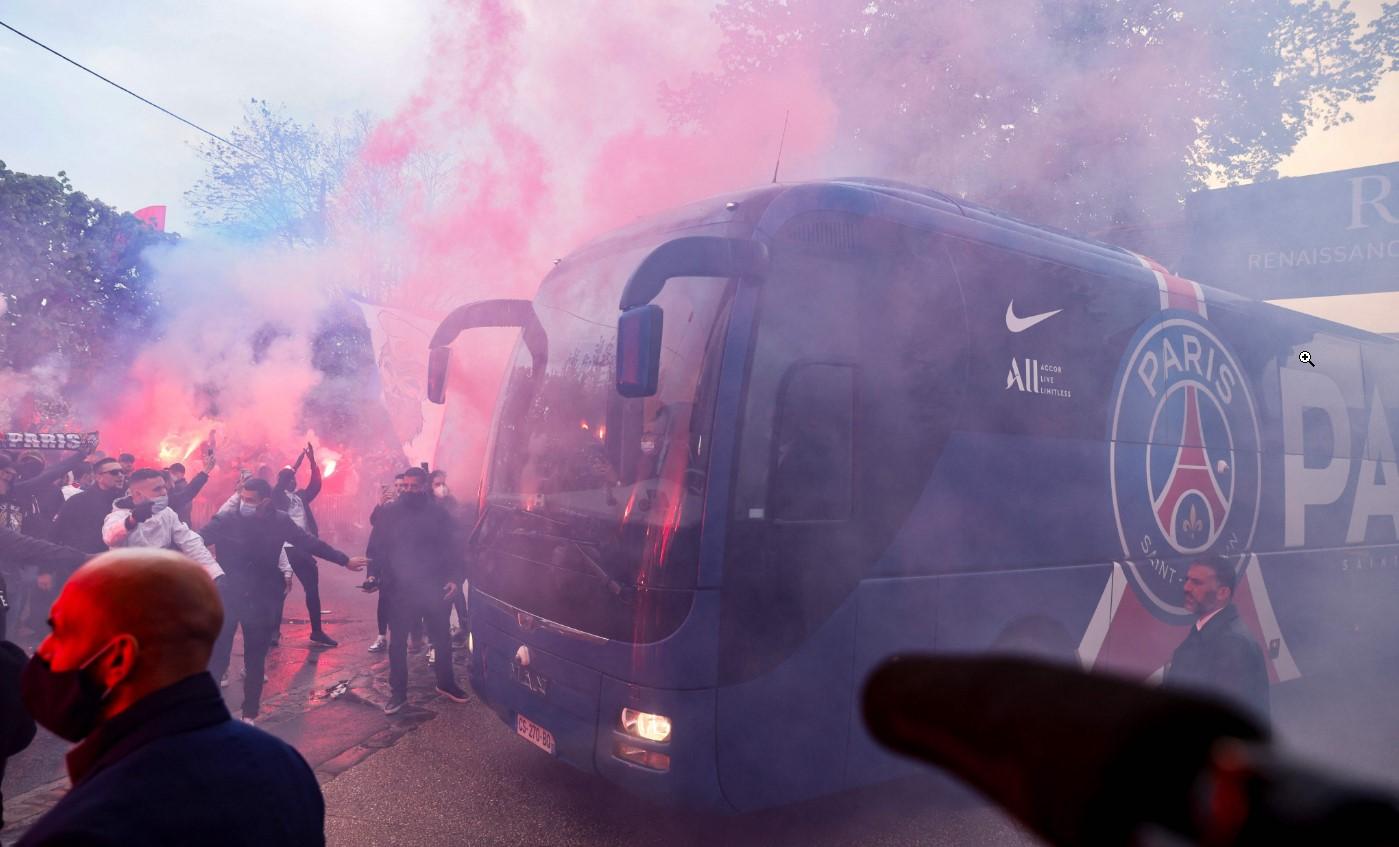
[0,18,267,162]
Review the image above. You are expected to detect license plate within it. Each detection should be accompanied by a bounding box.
[516,713,556,755]
[511,663,550,697]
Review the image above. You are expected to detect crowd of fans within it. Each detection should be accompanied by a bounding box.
[0,439,475,840]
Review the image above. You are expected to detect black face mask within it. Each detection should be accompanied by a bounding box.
[21,640,121,742]
[400,491,429,509]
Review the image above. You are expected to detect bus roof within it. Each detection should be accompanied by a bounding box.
[560,178,1390,344]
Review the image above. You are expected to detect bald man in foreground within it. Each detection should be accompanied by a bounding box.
[16,549,325,846]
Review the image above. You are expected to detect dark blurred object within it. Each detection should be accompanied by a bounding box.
[863,656,1399,847]
[0,639,37,831]
[360,576,381,594]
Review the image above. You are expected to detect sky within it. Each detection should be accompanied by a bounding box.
[0,1,435,230]
[1,0,1396,327]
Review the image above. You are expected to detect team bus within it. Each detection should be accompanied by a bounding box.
[426,178,1399,812]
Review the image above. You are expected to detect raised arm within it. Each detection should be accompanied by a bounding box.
[170,471,210,509]
[11,450,89,498]
[299,444,322,504]
[0,527,88,575]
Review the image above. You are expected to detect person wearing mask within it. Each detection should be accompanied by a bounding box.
[102,471,225,585]
[16,549,326,845]
[273,445,335,647]
[104,469,235,686]
[199,479,366,722]
[368,467,470,714]
[1165,556,1271,722]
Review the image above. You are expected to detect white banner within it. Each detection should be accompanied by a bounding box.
[355,300,446,467]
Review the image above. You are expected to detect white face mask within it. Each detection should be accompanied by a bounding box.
[433,484,448,496]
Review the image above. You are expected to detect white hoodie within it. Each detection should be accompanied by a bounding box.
[103,501,226,582]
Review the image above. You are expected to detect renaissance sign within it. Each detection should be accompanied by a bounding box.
[1180,161,1399,301]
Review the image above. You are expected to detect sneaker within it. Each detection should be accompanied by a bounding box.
[219,673,229,689]
[368,635,386,652]
[309,631,339,648]
[435,683,470,703]
[426,647,436,665]
[240,715,256,725]
[384,694,408,715]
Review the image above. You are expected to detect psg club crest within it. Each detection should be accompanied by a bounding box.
[1109,313,1262,620]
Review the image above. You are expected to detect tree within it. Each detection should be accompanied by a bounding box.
[185,99,358,247]
[0,160,175,427]
[672,0,1393,232]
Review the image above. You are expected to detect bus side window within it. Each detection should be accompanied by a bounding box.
[770,363,856,522]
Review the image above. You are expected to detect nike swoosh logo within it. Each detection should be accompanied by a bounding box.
[1005,300,1063,333]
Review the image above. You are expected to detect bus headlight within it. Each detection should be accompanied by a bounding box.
[620,708,672,743]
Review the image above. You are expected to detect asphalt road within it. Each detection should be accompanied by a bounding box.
[3,562,1396,846]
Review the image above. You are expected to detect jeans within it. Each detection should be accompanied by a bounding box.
[210,577,282,718]
[207,578,237,683]
[286,549,323,633]
[387,587,455,698]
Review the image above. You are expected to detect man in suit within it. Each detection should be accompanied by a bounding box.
[16,548,325,846]
[1165,556,1270,721]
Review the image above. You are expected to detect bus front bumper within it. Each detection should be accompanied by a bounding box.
[468,618,730,811]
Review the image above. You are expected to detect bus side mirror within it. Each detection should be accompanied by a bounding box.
[427,346,451,405]
[616,306,663,398]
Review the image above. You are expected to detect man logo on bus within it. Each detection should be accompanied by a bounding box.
[1109,315,1262,619]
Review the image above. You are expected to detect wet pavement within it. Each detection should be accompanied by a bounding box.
[3,562,1396,845]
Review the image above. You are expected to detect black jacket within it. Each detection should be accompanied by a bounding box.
[16,673,324,846]
[199,509,348,589]
[50,487,122,556]
[169,472,210,526]
[1165,603,1270,721]
[367,497,465,598]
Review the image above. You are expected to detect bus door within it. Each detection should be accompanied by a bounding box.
[716,211,965,808]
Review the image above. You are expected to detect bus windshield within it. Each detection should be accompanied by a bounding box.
[476,242,734,640]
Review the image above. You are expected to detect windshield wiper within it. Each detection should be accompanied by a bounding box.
[472,502,633,598]
[469,501,568,549]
